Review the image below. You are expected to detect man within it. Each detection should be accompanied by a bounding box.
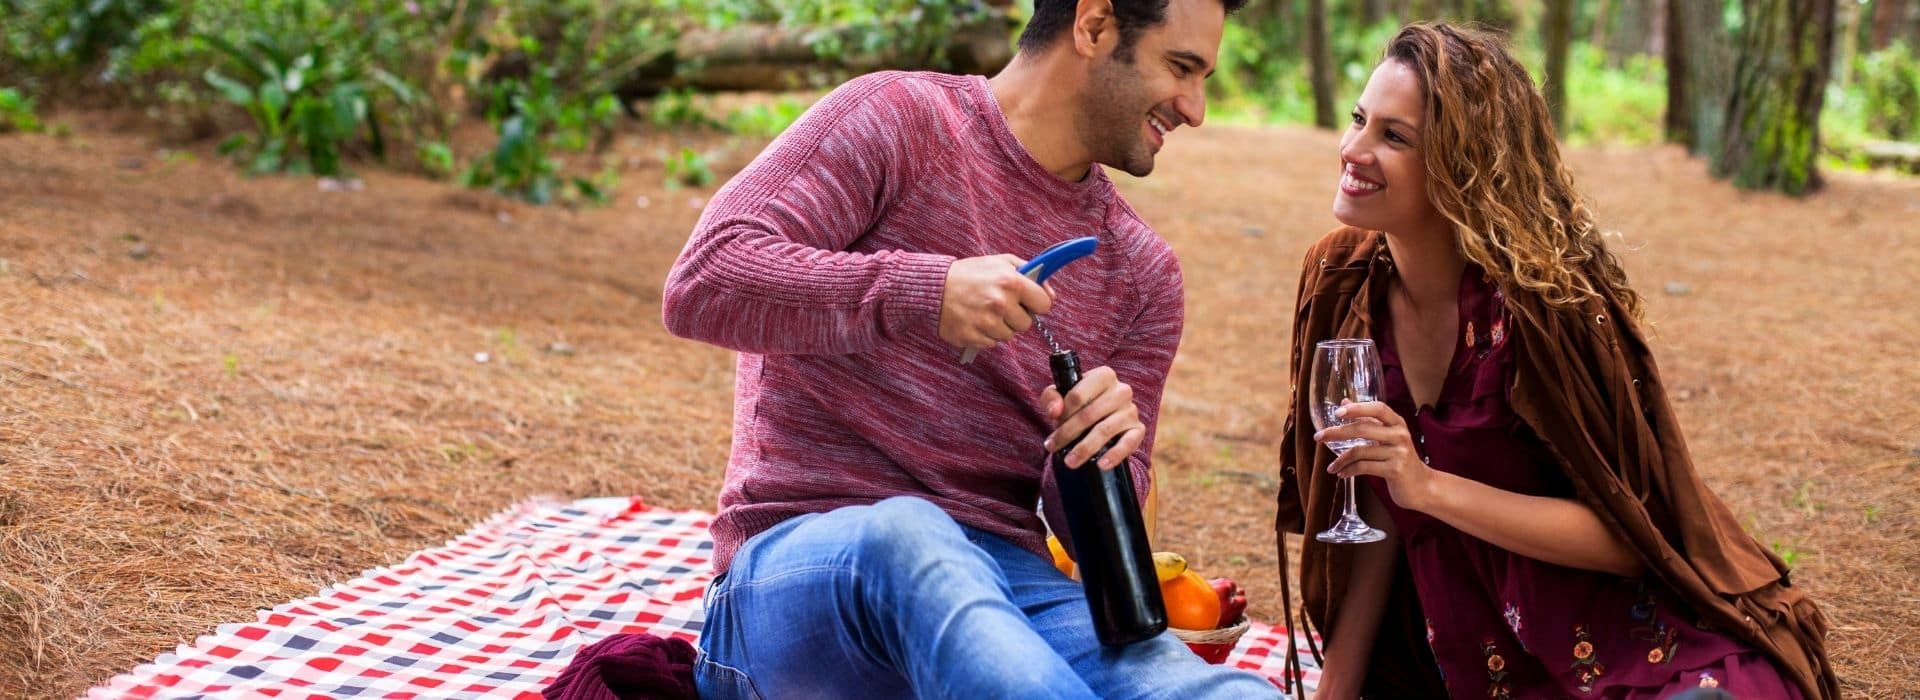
[662,0,1279,696]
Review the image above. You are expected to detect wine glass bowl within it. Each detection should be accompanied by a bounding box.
[1310,339,1388,544]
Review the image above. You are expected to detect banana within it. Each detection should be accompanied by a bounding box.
[1152,551,1187,583]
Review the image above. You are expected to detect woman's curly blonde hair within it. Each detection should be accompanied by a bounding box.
[1386,22,1644,323]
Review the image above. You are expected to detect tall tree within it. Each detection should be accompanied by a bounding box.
[1605,0,1653,66]
[1590,0,1613,49]
[1871,0,1910,49]
[1307,0,1336,128]
[1361,0,1388,26]
[1718,0,1837,194]
[1544,0,1572,133]
[1667,1,1732,157]
[1835,0,1864,87]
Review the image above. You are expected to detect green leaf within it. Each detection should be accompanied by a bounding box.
[203,69,255,106]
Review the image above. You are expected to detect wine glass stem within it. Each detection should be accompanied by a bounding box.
[1344,475,1360,520]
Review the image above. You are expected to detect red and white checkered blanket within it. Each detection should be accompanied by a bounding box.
[91,498,1319,698]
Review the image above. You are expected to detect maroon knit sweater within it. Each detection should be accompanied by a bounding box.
[662,71,1184,571]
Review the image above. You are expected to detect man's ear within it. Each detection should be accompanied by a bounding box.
[1072,0,1117,59]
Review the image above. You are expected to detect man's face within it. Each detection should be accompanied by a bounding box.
[1076,0,1225,178]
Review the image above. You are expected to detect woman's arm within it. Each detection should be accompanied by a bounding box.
[1311,486,1398,700]
[1318,402,1645,578]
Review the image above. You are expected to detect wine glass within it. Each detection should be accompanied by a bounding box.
[1310,339,1388,544]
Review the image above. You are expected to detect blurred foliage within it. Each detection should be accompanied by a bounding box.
[0,86,42,132]
[1854,41,1919,141]
[4,0,1916,192]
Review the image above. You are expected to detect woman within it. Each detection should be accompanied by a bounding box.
[1273,23,1837,700]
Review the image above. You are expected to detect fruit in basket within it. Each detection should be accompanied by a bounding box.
[1161,570,1222,630]
[1152,551,1187,583]
[1210,577,1248,628]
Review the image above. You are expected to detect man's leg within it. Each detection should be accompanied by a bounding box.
[981,529,1290,700]
[695,497,1099,699]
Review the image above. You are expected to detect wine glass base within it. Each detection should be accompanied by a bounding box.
[1315,518,1387,544]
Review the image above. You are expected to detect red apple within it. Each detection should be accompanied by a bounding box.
[1209,577,1248,628]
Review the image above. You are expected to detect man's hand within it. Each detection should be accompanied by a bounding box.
[1038,366,1144,470]
[939,255,1053,353]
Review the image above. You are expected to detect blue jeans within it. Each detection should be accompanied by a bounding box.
[694,496,1286,699]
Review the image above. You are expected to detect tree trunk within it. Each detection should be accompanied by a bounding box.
[1871,0,1908,49]
[1667,0,1733,156]
[1606,0,1650,66]
[1648,0,1668,58]
[1835,0,1863,87]
[1544,0,1572,134]
[1716,0,1837,195]
[1307,0,1337,129]
[1361,0,1387,25]
[1590,0,1612,49]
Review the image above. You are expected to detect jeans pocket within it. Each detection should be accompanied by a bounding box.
[694,651,765,700]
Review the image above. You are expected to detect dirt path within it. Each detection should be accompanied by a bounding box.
[2,114,1915,698]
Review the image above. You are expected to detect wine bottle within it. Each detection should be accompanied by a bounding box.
[1048,349,1167,646]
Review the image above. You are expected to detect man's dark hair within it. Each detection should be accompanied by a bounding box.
[1016,0,1248,60]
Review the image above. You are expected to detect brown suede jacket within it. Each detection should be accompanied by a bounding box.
[1274,227,1837,699]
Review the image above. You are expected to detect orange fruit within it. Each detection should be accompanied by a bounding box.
[1162,570,1221,630]
[1046,535,1075,578]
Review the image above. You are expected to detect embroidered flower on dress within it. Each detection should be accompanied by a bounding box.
[1698,672,1720,688]
[1628,586,1680,666]
[1503,602,1523,636]
[1570,624,1606,694]
[1481,639,1512,700]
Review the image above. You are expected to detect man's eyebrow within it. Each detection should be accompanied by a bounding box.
[1168,50,1214,78]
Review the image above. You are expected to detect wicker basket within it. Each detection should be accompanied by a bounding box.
[1169,616,1250,664]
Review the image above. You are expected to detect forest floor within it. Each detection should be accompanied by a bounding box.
[2,109,1916,698]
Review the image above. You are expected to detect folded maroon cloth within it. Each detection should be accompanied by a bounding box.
[543,633,699,700]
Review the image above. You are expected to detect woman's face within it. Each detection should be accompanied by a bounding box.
[1332,60,1444,234]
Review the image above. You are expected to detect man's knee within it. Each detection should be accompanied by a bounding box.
[844,497,970,570]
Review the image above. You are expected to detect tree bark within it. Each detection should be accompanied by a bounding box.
[1361,0,1387,26]
[1716,0,1837,195]
[1544,0,1572,134]
[1666,0,1733,156]
[1590,0,1612,49]
[1870,0,1908,49]
[1605,0,1650,66]
[1835,0,1863,87]
[1307,0,1337,128]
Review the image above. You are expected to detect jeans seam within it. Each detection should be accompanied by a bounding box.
[708,564,852,606]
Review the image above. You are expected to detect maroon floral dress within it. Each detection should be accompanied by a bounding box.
[1365,269,1803,699]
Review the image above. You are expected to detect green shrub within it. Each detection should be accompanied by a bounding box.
[199,0,419,175]
[664,147,714,189]
[0,87,43,132]
[1856,41,1920,141]
[723,97,809,137]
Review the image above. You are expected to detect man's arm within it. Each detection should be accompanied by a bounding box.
[660,76,953,355]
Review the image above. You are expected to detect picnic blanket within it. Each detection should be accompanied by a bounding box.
[90,497,1321,698]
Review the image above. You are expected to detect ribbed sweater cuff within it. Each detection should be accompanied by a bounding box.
[883,251,954,340]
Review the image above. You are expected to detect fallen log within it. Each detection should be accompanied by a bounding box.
[619,11,1017,96]
[1862,140,1920,173]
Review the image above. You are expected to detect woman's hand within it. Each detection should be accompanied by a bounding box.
[1314,401,1438,512]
